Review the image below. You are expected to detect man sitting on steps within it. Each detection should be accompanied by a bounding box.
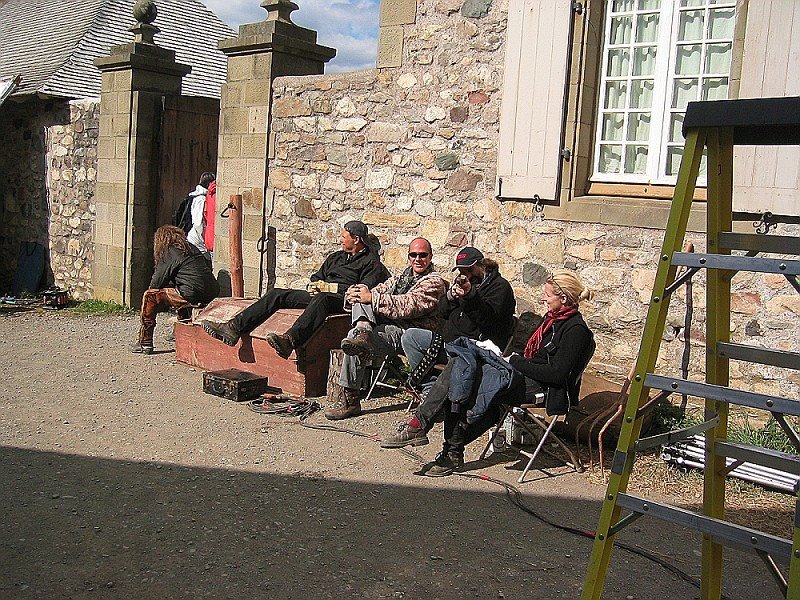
[201,220,389,358]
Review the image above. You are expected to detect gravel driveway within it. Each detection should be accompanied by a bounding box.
[0,308,785,599]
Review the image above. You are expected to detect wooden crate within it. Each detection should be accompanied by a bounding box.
[175,297,352,397]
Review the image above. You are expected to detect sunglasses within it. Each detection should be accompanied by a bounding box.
[408,252,429,259]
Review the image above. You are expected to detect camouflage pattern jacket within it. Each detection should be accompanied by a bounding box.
[371,269,447,331]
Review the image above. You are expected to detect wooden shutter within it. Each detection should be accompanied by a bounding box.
[496,0,574,201]
[733,0,800,217]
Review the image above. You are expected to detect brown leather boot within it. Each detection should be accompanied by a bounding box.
[324,388,363,420]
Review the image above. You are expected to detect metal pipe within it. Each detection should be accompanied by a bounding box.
[228,194,244,297]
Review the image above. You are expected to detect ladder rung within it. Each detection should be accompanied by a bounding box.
[672,252,800,275]
[616,493,792,561]
[720,232,800,255]
[715,441,800,476]
[718,342,800,371]
[644,374,800,417]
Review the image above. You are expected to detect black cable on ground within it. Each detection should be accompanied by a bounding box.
[293,414,732,598]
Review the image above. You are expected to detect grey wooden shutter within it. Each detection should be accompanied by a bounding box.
[733,0,800,217]
[496,0,574,201]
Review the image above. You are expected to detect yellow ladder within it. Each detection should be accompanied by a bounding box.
[582,97,800,599]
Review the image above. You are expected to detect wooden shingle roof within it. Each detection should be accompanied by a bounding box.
[0,0,235,99]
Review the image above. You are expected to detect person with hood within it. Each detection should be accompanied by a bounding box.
[187,172,215,262]
[381,246,516,448]
[131,225,219,355]
[201,221,389,359]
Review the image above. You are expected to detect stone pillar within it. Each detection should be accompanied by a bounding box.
[215,0,335,295]
[93,2,190,306]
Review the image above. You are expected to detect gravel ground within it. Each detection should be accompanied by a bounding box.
[0,307,790,599]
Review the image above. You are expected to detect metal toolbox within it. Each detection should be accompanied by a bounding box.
[202,369,271,401]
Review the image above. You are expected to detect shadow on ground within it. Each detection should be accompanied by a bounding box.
[0,445,788,600]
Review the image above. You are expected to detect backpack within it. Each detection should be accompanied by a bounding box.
[172,194,193,233]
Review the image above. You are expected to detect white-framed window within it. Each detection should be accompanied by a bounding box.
[593,0,736,185]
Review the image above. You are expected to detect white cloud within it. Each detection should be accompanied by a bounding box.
[200,0,379,72]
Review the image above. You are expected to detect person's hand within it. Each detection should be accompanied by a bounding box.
[347,284,372,304]
[308,281,337,295]
[451,275,471,298]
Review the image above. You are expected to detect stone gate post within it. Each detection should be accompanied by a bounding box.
[93,3,190,306]
[214,0,335,294]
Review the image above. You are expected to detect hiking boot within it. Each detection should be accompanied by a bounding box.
[381,422,429,448]
[202,320,241,346]
[266,332,294,359]
[423,451,464,477]
[324,388,363,420]
[130,343,154,355]
[340,327,373,358]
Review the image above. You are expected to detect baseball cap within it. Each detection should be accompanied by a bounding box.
[452,246,484,270]
[343,220,369,241]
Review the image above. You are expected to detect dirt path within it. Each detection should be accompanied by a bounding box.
[0,308,786,599]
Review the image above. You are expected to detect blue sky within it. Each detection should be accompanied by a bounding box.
[201,0,380,72]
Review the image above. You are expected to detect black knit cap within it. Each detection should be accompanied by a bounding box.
[343,220,368,241]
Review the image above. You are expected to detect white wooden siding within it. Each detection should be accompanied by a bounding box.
[496,0,573,201]
[733,0,800,217]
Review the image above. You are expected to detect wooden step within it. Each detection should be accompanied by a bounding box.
[175,298,352,397]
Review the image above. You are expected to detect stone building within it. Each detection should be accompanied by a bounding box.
[212,0,798,398]
[0,0,233,298]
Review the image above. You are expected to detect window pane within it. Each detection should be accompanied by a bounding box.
[611,16,633,44]
[630,79,654,109]
[705,42,731,73]
[607,48,630,76]
[672,78,698,109]
[636,13,660,43]
[627,112,650,141]
[605,81,628,109]
[666,146,683,175]
[702,77,728,100]
[612,0,635,12]
[678,10,704,41]
[680,0,704,6]
[675,44,701,75]
[669,113,685,143]
[602,113,625,141]
[637,0,660,9]
[625,145,649,174]
[709,8,735,39]
[633,47,657,76]
[599,145,623,173]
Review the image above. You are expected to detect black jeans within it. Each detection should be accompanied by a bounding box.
[231,288,345,347]
[415,358,455,432]
[441,371,526,458]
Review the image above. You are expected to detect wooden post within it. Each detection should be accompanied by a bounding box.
[228,194,243,297]
[326,349,347,403]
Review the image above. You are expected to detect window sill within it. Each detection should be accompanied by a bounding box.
[588,182,707,201]
[544,194,708,233]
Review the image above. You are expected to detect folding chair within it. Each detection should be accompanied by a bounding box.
[364,354,406,402]
[481,336,595,482]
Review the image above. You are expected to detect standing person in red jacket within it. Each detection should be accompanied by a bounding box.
[203,178,216,260]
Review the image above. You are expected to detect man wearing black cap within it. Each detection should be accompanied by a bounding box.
[381,245,516,448]
[201,221,389,358]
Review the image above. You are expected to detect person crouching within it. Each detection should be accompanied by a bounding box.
[131,225,219,354]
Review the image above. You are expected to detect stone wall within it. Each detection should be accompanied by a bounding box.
[264,0,799,399]
[0,98,69,293]
[47,100,99,300]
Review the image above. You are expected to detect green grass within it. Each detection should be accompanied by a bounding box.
[650,400,798,455]
[69,299,134,315]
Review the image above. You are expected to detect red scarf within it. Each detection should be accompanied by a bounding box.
[523,305,579,359]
